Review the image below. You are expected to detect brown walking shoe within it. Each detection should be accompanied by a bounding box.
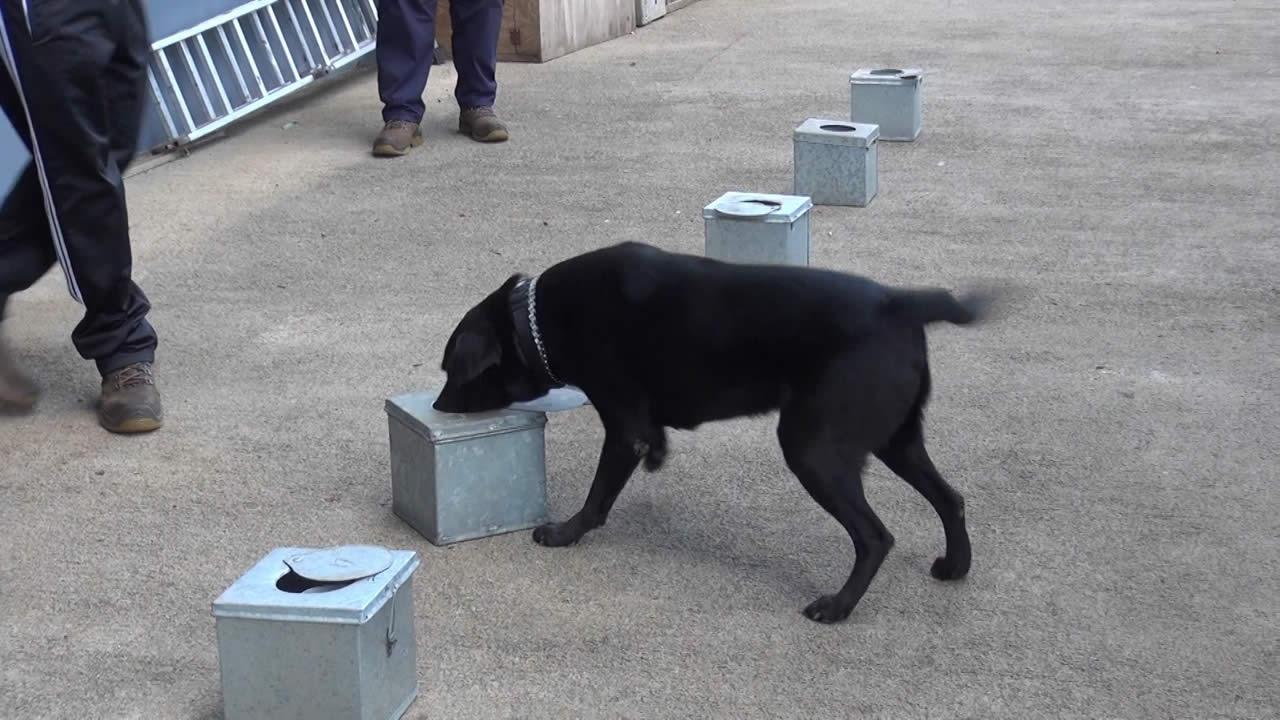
[372,119,424,157]
[99,362,163,434]
[0,334,39,410]
[459,106,509,142]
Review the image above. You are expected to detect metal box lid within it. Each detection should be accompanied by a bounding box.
[212,546,420,624]
[850,67,924,86]
[702,191,813,223]
[794,118,879,147]
[506,386,591,413]
[385,390,547,443]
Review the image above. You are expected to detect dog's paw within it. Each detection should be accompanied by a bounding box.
[930,556,969,581]
[532,521,582,548]
[801,595,854,624]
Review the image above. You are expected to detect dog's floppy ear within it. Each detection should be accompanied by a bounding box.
[445,325,503,383]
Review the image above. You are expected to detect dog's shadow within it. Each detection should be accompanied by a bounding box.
[564,485,943,613]
[579,497,837,604]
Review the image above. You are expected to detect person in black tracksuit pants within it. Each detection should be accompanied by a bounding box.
[0,0,163,433]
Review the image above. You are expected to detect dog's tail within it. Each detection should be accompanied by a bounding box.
[886,286,997,327]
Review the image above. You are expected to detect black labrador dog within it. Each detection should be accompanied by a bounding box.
[433,241,992,623]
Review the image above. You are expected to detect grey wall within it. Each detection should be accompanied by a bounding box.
[1,0,249,196]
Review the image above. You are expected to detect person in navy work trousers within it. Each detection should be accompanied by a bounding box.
[372,0,509,156]
[0,0,164,433]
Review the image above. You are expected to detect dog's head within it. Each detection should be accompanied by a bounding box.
[432,275,549,414]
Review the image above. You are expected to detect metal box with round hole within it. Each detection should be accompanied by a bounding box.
[702,191,813,266]
[384,387,591,546]
[793,118,879,208]
[849,68,924,141]
[211,545,421,720]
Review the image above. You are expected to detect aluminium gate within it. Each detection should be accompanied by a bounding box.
[145,0,379,147]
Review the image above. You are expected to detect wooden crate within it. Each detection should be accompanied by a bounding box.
[635,0,705,27]
[434,0,635,63]
[665,0,701,12]
[636,0,666,26]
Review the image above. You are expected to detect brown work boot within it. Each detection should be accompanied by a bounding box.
[0,334,39,410]
[372,119,424,157]
[99,362,163,434]
[459,106,509,142]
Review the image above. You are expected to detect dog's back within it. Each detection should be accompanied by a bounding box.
[541,242,985,430]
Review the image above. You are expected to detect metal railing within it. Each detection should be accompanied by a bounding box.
[145,0,379,146]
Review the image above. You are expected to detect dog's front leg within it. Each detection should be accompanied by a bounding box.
[532,429,642,547]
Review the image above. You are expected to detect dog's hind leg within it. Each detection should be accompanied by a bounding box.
[874,416,971,581]
[778,409,895,624]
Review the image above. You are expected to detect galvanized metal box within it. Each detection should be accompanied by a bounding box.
[211,545,420,720]
[793,118,879,207]
[385,390,552,545]
[849,68,924,141]
[702,191,813,266]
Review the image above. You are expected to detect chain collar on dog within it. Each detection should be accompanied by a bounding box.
[510,274,565,388]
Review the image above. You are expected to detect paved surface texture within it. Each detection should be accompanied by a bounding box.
[1,1,1277,718]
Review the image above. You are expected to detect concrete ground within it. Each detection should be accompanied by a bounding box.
[2,0,1277,717]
